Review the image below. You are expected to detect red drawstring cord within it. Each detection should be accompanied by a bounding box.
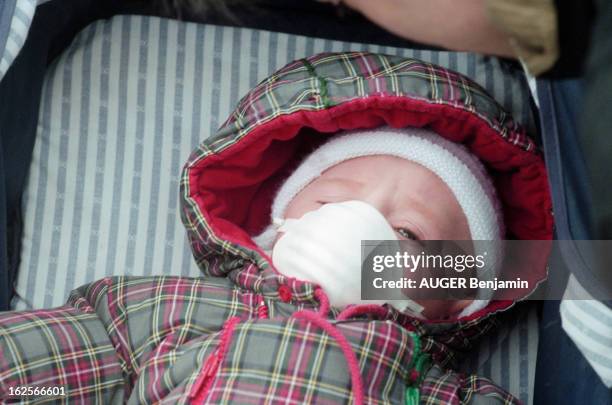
[292,289,365,405]
[190,316,241,402]
[314,288,330,316]
[337,304,389,321]
[257,295,269,319]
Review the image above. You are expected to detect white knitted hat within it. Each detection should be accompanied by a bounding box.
[254,127,504,317]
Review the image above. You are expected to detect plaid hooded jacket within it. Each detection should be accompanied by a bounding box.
[0,52,553,404]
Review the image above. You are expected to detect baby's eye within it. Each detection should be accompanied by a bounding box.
[315,198,344,205]
[396,227,419,241]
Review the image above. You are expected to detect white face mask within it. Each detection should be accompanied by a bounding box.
[271,200,425,317]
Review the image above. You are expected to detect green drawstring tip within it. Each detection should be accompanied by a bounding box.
[405,333,429,405]
[405,386,420,405]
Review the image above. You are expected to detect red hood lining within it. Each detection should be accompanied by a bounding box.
[187,96,554,319]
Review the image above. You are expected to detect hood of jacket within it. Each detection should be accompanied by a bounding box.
[180,52,553,329]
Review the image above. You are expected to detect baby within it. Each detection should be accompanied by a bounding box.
[253,127,503,320]
[0,52,552,404]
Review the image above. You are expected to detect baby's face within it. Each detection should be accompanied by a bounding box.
[282,155,474,319]
[285,155,471,241]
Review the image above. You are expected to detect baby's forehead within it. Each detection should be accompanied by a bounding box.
[309,155,461,213]
[317,155,442,183]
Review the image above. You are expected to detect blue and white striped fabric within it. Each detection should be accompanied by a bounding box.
[0,0,36,81]
[11,15,538,403]
[561,276,612,388]
[460,304,539,404]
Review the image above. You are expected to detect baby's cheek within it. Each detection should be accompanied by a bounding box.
[414,297,474,320]
[284,199,319,222]
[403,265,477,319]
[419,300,449,319]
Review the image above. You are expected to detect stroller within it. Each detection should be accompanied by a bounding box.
[0,1,610,404]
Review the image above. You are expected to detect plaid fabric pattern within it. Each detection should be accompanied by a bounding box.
[421,365,519,405]
[201,318,416,404]
[394,310,502,370]
[222,53,528,146]
[0,301,125,403]
[0,276,519,404]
